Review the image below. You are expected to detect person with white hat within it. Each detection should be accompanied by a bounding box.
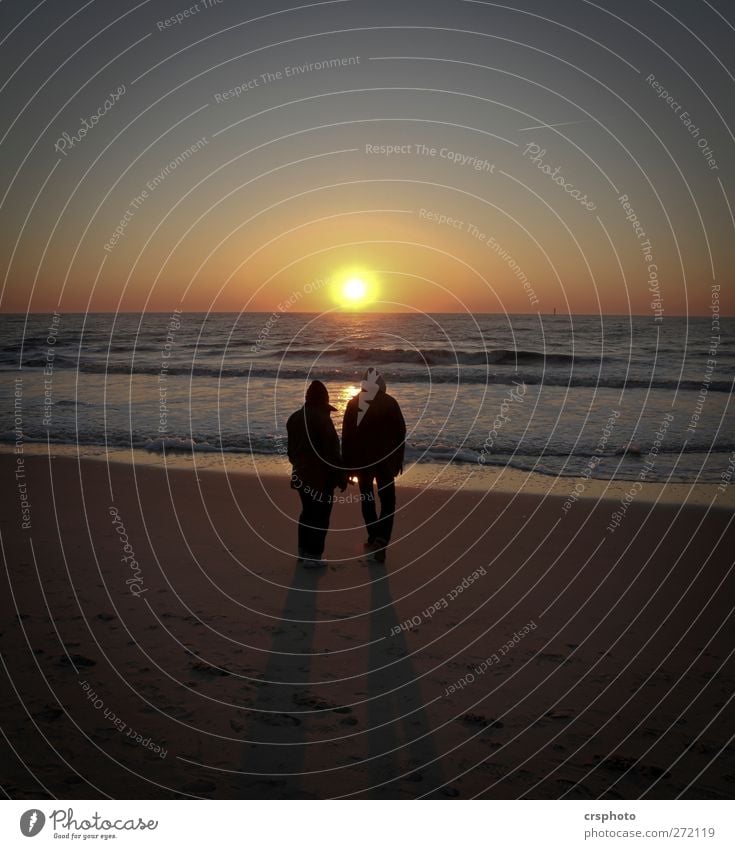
[341,367,406,563]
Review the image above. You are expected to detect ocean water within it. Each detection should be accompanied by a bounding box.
[1,311,732,483]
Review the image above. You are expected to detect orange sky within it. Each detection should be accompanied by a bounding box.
[1,0,732,317]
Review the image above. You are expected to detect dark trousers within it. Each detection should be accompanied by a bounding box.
[296,486,333,558]
[358,471,396,544]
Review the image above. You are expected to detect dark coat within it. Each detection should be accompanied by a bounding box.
[287,402,345,491]
[342,390,406,478]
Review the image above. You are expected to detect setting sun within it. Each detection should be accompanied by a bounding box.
[331,268,378,309]
[343,277,367,301]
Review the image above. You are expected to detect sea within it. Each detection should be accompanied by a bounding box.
[1,311,732,484]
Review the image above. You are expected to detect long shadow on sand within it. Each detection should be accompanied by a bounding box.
[235,564,324,799]
[235,560,444,798]
[365,561,444,798]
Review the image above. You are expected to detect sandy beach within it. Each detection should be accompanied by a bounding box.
[1,452,733,800]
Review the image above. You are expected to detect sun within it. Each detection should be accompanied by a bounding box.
[331,268,378,309]
[343,277,367,301]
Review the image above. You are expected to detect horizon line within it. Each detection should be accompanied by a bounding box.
[0,310,730,317]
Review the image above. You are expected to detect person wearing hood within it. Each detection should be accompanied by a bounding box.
[341,367,406,562]
[287,380,347,567]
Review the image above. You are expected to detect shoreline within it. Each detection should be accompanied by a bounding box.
[2,441,732,509]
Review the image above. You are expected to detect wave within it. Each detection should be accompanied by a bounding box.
[262,346,598,366]
[3,355,732,392]
[7,345,600,369]
[3,429,733,458]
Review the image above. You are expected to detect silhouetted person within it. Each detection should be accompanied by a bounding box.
[342,367,406,562]
[287,380,347,567]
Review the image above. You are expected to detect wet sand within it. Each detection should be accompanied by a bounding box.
[1,454,733,799]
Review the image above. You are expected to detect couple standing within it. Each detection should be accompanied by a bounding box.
[286,367,406,567]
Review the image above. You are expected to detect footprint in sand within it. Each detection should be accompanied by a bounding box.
[642,726,661,738]
[544,709,574,720]
[555,779,594,798]
[538,652,571,665]
[598,755,671,779]
[163,706,195,720]
[58,654,96,667]
[191,661,231,677]
[459,713,503,729]
[34,706,63,722]
[93,728,120,741]
[255,713,301,727]
[181,779,217,795]
[292,692,352,714]
[385,645,407,657]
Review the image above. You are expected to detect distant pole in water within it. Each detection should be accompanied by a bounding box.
[553,307,557,316]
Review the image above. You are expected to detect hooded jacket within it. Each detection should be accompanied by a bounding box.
[287,385,345,491]
[342,368,406,477]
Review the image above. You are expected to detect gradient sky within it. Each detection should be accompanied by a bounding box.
[0,0,732,315]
